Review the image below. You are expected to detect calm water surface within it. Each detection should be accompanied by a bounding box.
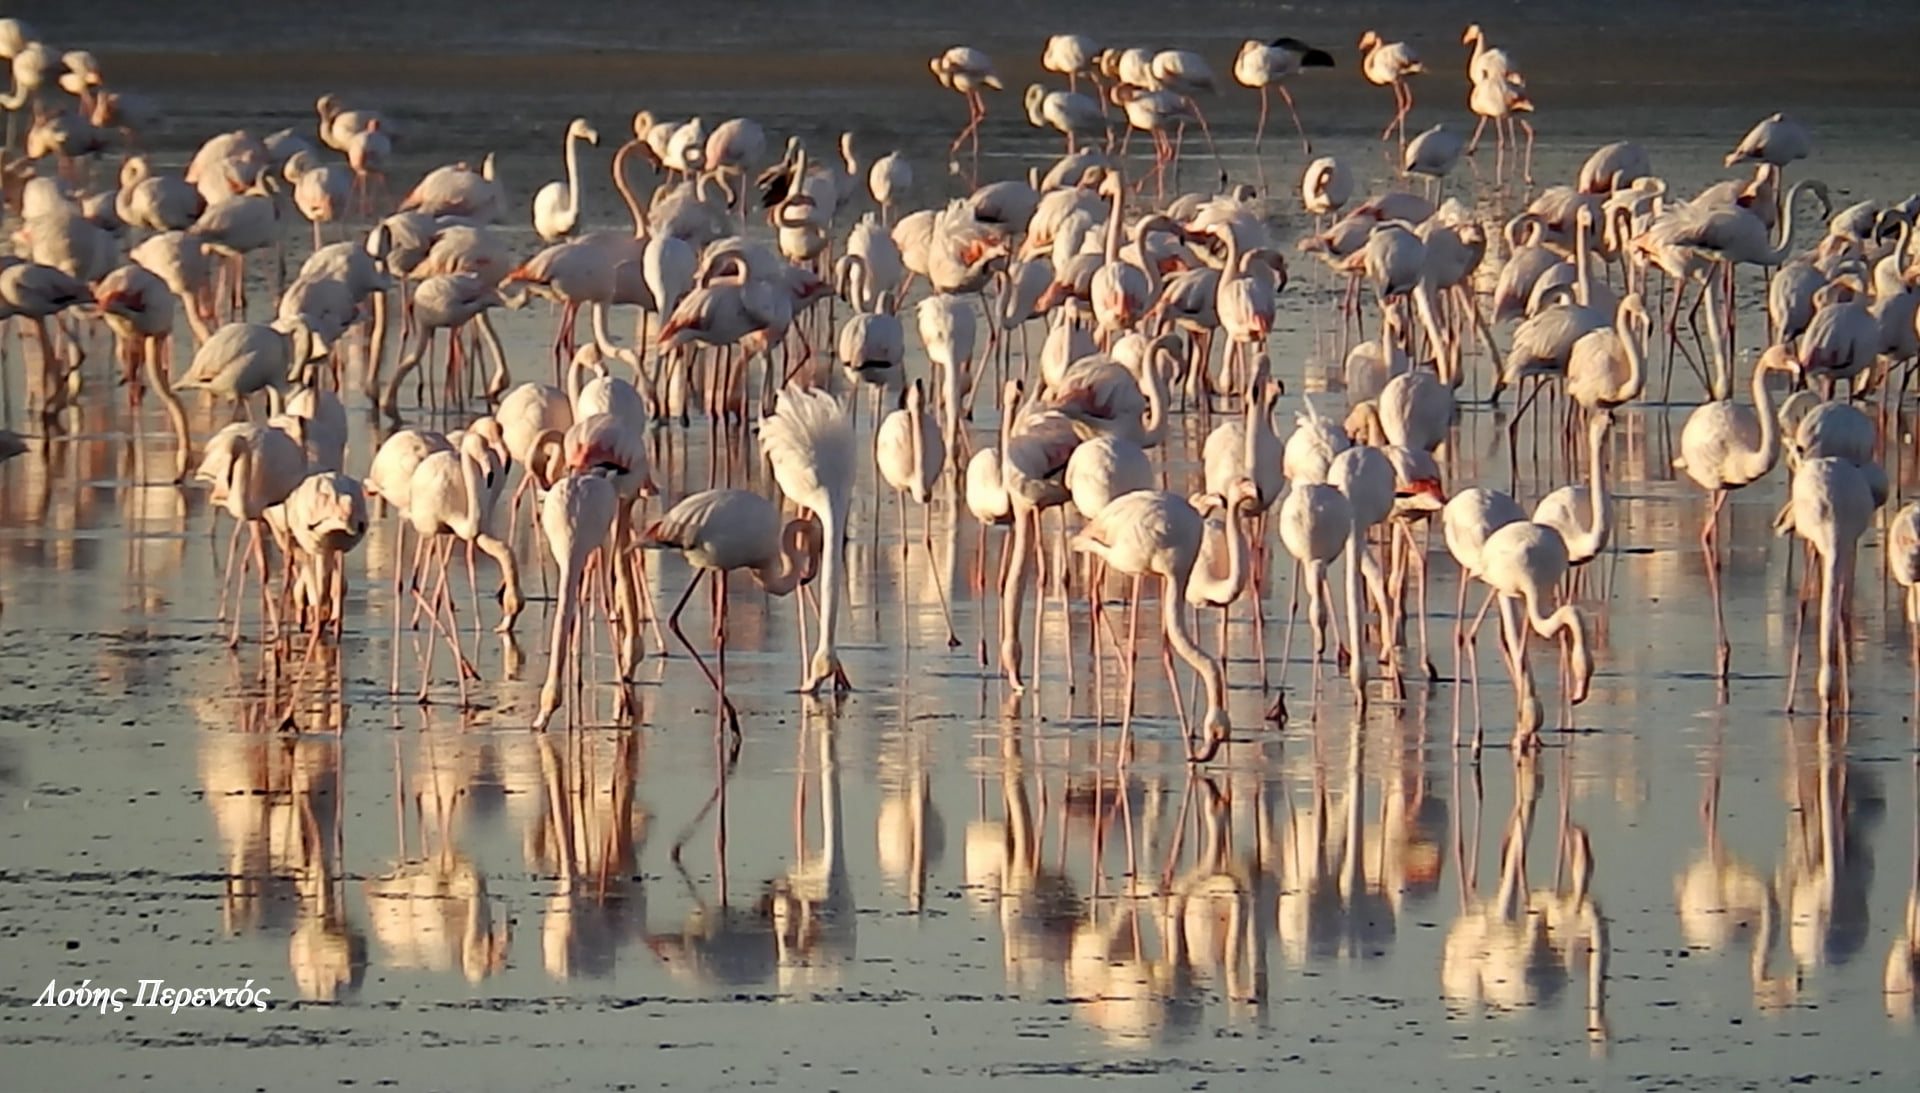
[3,2,1920,1090]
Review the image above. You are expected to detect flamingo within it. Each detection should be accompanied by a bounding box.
[1530,411,1616,567]
[867,151,912,224]
[1675,344,1793,677]
[381,273,511,419]
[494,381,574,536]
[1300,156,1352,222]
[1358,30,1424,146]
[532,117,599,242]
[278,471,368,648]
[1726,113,1812,169]
[1025,84,1107,153]
[531,469,617,731]
[760,385,856,694]
[1461,23,1524,87]
[876,379,958,646]
[1566,292,1650,415]
[1478,519,1595,750]
[916,293,977,458]
[1466,74,1535,184]
[1403,124,1466,199]
[1327,445,1397,697]
[640,489,823,735]
[1888,503,1920,669]
[365,427,453,691]
[1577,141,1651,194]
[189,179,280,320]
[1233,37,1334,157]
[1071,489,1239,762]
[930,46,1001,170]
[405,427,524,657]
[1788,457,1874,708]
[116,156,203,231]
[194,422,307,645]
[398,155,503,222]
[176,318,328,417]
[1042,34,1100,95]
[1277,479,1352,693]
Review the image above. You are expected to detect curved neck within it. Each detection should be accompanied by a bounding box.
[808,486,847,689]
[563,128,584,217]
[1139,342,1171,445]
[613,143,644,235]
[756,519,814,596]
[1219,229,1243,281]
[1768,182,1810,263]
[1744,357,1782,482]
[1161,564,1226,727]
[1572,418,1612,561]
[1189,507,1248,607]
[229,442,256,519]
[1617,307,1647,402]
[453,446,487,540]
[839,252,872,313]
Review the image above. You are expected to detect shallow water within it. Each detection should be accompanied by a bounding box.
[5,5,1920,1090]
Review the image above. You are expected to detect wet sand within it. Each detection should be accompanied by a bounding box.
[5,5,1920,1091]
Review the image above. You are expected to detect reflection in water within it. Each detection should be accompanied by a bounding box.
[1442,750,1607,1038]
[365,721,510,984]
[518,732,648,980]
[198,677,367,1000]
[877,716,946,911]
[769,702,855,990]
[1675,729,1794,1009]
[1778,717,1876,978]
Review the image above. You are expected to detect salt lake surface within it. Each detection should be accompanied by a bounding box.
[3,1,1920,1089]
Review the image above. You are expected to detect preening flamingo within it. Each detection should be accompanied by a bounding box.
[760,385,856,694]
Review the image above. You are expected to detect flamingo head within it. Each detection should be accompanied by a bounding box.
[1357,30,1381,52]
[1758,343,1801,377]
[1395,476,1448,510]
[1461,24,1482,46]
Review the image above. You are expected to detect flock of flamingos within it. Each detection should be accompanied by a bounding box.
[1,17,1918,767]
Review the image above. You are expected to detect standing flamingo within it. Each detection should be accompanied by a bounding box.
[641,489,823,735]
[195,423,307,645]
[1358,30,1423,147]
[532,469,617,731]
[1478,520,1595,751]
[1676,345,1792,677]
[930,46,1001,172]
[532,118,599,242]
[1788,457,1874,709]
[876,379,958,646]
[1233,37,1334,158]
[1071,489,1239,762]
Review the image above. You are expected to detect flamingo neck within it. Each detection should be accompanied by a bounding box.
[1618,307,1647,402]
[613,142,645,236]
[563,127,583,220]
[756,519,814,596]
[1746,353,1782,483]
[1189,506,1248,607]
